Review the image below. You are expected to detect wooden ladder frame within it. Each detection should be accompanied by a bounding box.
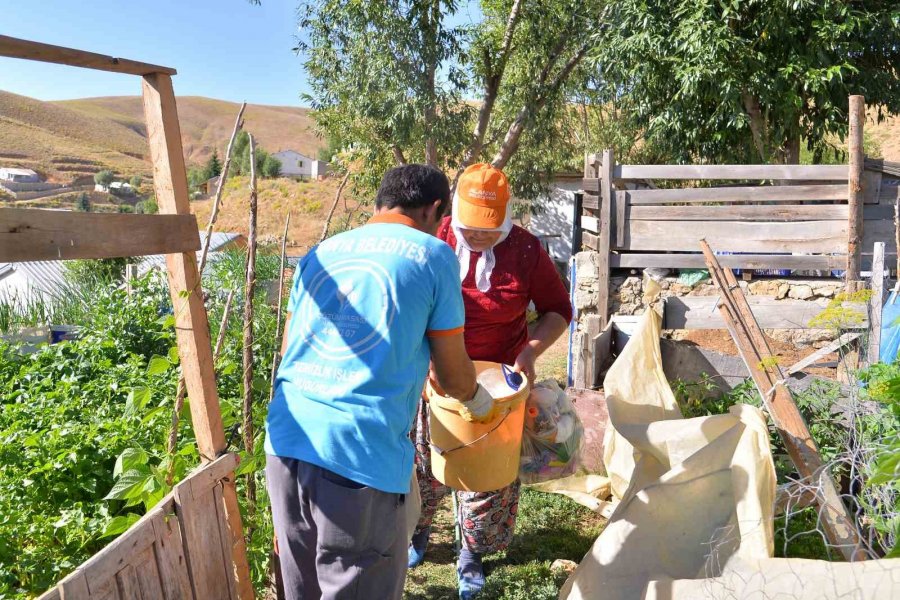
[0,35,252,599]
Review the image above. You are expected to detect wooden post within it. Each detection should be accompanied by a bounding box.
[846,95,865,291]
[868,242,886,363]
[125,263,138,297]
[597,149,614,329]
[141,72,253,600]
[242,134,259,521]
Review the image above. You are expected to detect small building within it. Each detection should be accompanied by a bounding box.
[270,150,328,179]
[94,181,134,196]
[0,167,41,183]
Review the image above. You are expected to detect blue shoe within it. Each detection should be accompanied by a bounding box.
[457,548,485,600]
[407,527,430,569]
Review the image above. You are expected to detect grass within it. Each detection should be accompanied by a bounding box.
[403,331,601,599]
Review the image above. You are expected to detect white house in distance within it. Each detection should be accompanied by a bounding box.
[271,150,328,180]
[0,167,41,183]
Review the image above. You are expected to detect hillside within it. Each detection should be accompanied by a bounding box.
[57,96,321,165]
[0,91,322,183]
[191,176,366,252]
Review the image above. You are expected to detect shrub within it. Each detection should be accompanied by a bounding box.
[93,170,114,187]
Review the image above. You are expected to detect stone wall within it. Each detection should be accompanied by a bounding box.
[573,251,848,349]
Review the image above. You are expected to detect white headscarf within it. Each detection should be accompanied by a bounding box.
[450,192,513,293]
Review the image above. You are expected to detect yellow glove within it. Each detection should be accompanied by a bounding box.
[458,384,500,424]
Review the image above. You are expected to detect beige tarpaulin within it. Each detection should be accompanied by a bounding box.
[560,306,776,599]
[557,307,900,599]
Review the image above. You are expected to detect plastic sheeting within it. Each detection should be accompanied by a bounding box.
[558,307,900,599]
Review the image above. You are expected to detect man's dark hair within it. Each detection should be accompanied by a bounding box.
[375,164,450,214]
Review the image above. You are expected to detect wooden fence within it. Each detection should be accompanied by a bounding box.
[38,454,240,600]
[577,150,899,329]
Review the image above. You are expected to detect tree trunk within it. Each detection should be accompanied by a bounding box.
[392,145,407,165]
[741,91,769,163]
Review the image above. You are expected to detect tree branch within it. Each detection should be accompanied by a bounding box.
[392,145,408,165]
[319,171,351,243]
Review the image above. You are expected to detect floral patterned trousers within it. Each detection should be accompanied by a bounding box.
[411,397,520,554]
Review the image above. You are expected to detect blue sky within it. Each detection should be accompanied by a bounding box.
[0,0,310,106]
[0,0,484,107]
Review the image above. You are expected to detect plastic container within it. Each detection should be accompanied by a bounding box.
[426,361,529,492]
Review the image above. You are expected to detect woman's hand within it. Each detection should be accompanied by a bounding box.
[513,345,537,383]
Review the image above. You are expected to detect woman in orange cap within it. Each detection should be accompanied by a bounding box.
[409,163,573,598]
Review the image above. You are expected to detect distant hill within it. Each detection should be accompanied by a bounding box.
[0,91,323,183]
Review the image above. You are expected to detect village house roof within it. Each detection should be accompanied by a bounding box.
[0,167,40,178]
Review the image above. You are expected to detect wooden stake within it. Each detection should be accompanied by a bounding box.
[270,212,291,403]
[319,172,350,244]
[701,240,867,561]
[242,135,259,522]
[199,102,246,276]
[597,149,613,329]
[846,95,865,290]
[142,72,252,599]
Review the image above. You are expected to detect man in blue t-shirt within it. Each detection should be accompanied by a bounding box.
[265,164,497,600]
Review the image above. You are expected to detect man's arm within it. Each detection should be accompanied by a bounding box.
[428,332,477,401]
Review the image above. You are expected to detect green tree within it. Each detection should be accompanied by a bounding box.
[74,192,91,213]
[129,175,143,190]
[590,0,900,164]
[297,0,601,200]
[203,149,223,180]
[135,197,159,214]
[262,155,282,178]
[93,170,115,187]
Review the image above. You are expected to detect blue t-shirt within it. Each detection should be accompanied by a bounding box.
[265,214,465,493]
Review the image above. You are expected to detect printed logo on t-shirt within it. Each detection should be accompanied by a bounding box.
[296,258,397,360]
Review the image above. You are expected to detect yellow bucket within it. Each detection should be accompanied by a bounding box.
[426,361,529,492]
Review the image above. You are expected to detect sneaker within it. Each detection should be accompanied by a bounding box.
[407,527,431,569]
[457,548,485,600]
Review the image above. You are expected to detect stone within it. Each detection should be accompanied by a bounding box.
[748,280,782,296]
[574,287,599,310]
[777,283,790,300]
[788,284,814,300]
[575,251,599,283]
[551,559,579,575]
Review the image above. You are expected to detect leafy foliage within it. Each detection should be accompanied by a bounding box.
[591,0,900,163]
[0,250,284,596]
[93,170,114,187]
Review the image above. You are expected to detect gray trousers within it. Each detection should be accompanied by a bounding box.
[266,455,407,600]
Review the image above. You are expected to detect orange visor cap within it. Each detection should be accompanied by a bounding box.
[456,163,511,229]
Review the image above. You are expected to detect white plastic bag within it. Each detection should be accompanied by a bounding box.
[519,380,584,484]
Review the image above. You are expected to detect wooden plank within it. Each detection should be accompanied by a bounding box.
[602,184,848,203]
[181,453,239,496]
[59,571,90,600]
[37,589,61,600]
[701,242,867,561]
[582,231,599,251]
[174,480,232,600]
[142,72,251,599]
[0,208,199,262]
[582,193,599,210]
[151,509,194,600]
[863,170,882,205]
[663,296,868,330]
[611,253,844,270]
[579,315,602,389]
[627,204,848,221]
[863,217,898,255]
[133,545,165,600]
[115,565,141,600]
[787,333,862,375]
[213,485,239,600]
[597,149,613,328]
[0,35,176,75]
[625,219,845,253]
[581,215,599,233]
[868,242,886,363]
[847,95,865,286]
[612,164,847,181]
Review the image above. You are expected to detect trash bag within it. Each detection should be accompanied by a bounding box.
[519,380,584,484]
[879,290,900,363]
